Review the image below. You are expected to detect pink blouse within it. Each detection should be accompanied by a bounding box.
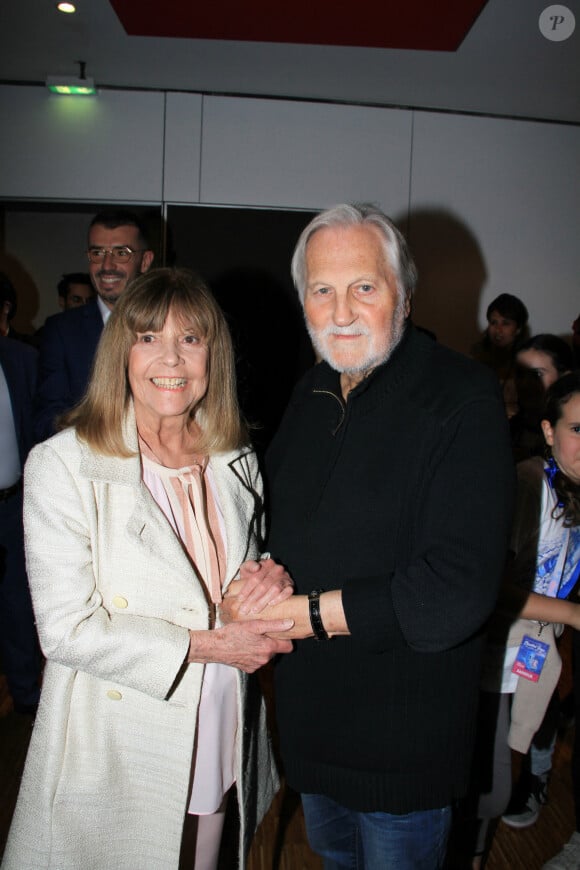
[141,452,238,815]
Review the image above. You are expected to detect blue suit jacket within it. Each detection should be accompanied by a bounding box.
[34,300,103,442]
[0,336,38,467]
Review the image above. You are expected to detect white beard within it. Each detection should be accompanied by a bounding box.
[306,298,407,375]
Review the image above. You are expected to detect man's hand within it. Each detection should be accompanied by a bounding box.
[224,558,294,616]
[221,586,349,639]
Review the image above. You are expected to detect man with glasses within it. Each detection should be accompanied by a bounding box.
[34,210,154,441]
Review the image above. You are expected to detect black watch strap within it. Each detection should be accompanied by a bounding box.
[308,589,329,641]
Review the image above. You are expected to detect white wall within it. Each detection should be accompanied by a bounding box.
[199,96,412,210]
[0,86,165,201]
[409,112,580,350]
[1,84,579,350]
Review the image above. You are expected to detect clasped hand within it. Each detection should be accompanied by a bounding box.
[187,558,295,674]
[221,557,294,620]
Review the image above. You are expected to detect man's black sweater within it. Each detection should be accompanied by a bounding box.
[266,325,515,814]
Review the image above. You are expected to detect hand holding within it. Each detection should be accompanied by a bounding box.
[188,619,294,673]
[228,558,294,615]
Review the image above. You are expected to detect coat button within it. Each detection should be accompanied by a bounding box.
[112,596,128,609]
[107,690,122,701]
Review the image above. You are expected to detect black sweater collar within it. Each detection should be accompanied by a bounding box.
[310,323,433,402]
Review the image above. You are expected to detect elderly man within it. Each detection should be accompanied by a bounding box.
[227,203,514,868]
[34,209,154,441]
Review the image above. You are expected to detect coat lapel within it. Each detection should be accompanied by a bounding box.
[79,407,261,592]
[209,448,262,588]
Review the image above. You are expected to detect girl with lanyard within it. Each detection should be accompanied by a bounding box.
[471,370,580,868]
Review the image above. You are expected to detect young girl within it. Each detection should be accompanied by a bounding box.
[472,369,580,867]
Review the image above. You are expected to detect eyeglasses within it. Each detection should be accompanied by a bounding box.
[87,246,146,264]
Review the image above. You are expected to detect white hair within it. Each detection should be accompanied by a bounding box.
[290,203,417,305]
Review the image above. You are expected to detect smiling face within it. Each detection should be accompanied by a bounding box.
[303,224,408,392]
[486,309,520,349]
[128,309,209,430]
[88,223,153,309]
[542,393,580,484]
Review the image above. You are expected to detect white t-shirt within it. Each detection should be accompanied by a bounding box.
[483,457,580,693]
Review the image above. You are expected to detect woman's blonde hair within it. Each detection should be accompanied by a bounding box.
[61,268,247,456]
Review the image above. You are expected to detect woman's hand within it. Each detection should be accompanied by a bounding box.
[223,558,294,617]
[187,619,294,673]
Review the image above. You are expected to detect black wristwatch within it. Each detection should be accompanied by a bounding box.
[308,589,329,641]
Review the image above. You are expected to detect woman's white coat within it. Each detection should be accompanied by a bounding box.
[2,413,278,870]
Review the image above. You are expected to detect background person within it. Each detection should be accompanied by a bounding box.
[35,273,96,343]
[516,334,575,392]
[57,272,95,310]
[223,203,514,869]
[34,209,154,441]
[3,268,293,870]
[511,334,575,461]
[0,272,37,346]
[501,336,577,823]
[0,336,41,716]
[468,371,580,868]
[472,292,529,418]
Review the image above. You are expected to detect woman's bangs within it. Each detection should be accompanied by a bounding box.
[128,285,211,342]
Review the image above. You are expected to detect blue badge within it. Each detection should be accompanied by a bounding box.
[512,635,550,683]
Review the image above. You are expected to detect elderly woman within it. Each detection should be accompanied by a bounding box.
[2,268,294,870]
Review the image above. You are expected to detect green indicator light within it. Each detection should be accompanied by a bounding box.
[47,79,96,96]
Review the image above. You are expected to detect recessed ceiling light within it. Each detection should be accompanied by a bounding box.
[57,2,76,13]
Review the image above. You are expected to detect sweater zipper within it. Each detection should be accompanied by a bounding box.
[312,389,346,436]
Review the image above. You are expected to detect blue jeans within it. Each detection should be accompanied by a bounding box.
[302,793,452,869]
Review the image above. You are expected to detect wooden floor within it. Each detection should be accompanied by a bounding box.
[0,663,577,870]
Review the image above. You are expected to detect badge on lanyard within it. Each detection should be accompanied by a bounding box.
[512,635,550,682]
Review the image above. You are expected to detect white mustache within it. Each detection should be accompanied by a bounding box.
[318,324,371,338]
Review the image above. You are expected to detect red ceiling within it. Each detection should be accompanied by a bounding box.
[109,0,489,51]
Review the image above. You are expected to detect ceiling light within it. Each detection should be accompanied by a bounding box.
[57,2,76,12]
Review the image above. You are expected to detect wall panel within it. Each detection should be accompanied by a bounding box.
[163,92,202,203]
[200,96,413,212]
[1,85,579,352]
[0,86,165,201]
[409,112,580,351]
